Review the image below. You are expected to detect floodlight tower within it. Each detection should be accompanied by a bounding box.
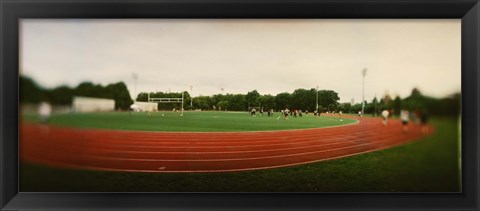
[316,85,319,113]
[361,68,368,116]
[190,85,193,108]
[132,73,138,102]
[350,98,354,113]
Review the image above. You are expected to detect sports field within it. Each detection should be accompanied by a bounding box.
[21,111,435,172]
[21,111,356,132]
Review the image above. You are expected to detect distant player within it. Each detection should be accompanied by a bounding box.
[420,109,429,134]
[251,108,256,117]
[381,109,390,126]
[299,110,303,117]
[400,109,410,133]
[38,101,52,123]
[284,108,290,120]
[338,111,343,121]
[260,108,263,116]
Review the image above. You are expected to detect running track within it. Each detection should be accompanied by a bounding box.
[20,115,433,173]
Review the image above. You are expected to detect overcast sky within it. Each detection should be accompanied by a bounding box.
[20,19,460,103]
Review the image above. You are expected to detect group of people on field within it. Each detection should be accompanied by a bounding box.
[280,109,314,119]
[248,106,430,134]
[250,108,276,117]
[250,107,344,121]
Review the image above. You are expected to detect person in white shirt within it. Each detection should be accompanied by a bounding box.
[381,110,390,126]
[400,109,410,132]
[38,101,52,123]
[283,108,290,120]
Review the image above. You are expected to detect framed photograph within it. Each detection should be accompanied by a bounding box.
[1,0,479,210]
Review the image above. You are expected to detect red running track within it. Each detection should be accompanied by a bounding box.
[20,115,433,173]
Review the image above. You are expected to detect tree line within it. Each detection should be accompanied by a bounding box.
[338,88,460,116]
[20,76,133,110]
[137,88,460,116]
[136,89,341,112]
[21,75,460,116]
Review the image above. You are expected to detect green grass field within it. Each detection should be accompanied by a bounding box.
[22,111,356,132]
[20,117,460,192]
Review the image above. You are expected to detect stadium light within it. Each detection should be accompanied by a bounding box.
[316,85,319,113]
[190,85,193,108]
[132,73,138,102]
[361,68,368,116]
[181,91,184,117]
[350,98,354,113]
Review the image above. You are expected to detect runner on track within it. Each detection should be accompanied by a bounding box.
[400,109,410,133]
[381,109,390,126]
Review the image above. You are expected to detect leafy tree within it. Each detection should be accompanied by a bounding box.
[318,90,340,111]
[228,94,247,111]
[75,82,96,97]
[258,94,276,110]
[391,96,402,116]
[275,92,291,110]
[216,100,229,110]
[364,97,379,115]
[246,90,261,107]
[19,76,46,103]
[50,86,74,105]
[21,76,132,110]
[105,82,133,110]
[291,88,316,111]
[436,93,460,116]
[136,92,150,102]
[193,96,213,110]
[339,103,351,113]
[351,103,363,114]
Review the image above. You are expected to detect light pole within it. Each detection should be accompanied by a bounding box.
[350,98,354,113]
[316,85,319,113]
[131,73,138,102]
[361,68,368,116]
[190,85,193,108]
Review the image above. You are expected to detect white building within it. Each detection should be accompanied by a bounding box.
[72,96,115,112]
[131,101,158,112]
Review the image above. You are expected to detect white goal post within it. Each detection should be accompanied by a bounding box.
[148,92,184,116]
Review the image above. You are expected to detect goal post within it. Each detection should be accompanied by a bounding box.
[148,92,185,116]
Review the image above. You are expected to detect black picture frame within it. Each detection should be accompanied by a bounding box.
[1,0,479,210]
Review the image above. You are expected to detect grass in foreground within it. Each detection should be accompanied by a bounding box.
[20,117,460,192]
[21,111,356,132]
